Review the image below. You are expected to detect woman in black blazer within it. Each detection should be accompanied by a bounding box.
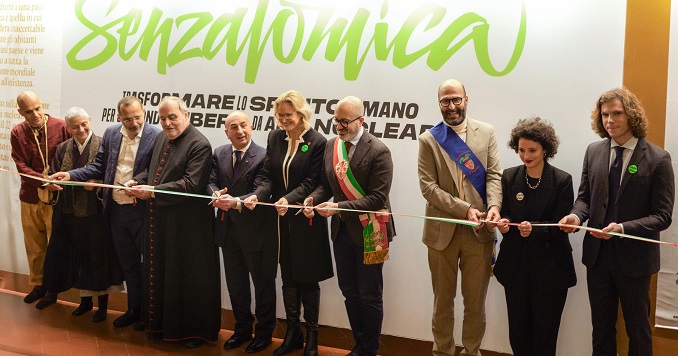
[246,90,333,356]
[494,117,577,356]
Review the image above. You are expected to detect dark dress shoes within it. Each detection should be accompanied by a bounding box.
[245,338,272,353]
[133,321,146,331]
[347,344,363,356]
[35,292,57,310]
[113,308,140,327]
[91,308,107,322]
[223,333,252,349]
[184,338,207,349]
[71,300,94,316]
[24,285,46,304]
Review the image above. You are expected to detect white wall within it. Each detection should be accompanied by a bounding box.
[0,1,631,354]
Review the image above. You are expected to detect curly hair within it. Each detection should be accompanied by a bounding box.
[507,116,559,160]
[273,90,312,131]
[590,88,647,139]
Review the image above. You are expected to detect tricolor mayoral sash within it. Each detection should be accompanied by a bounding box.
[333,139,389,264]
[429,121,487,206]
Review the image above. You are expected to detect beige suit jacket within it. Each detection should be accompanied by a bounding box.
[418,118,502,250]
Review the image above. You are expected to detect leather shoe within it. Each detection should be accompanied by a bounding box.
[24,285,46,304]
[91,308,107,322]
[184,338,207,349]
[133,321,146,331]
[71,300,94,316]
[113,308,140,327]
[347,344,363,356]
[223,333,252,349]
[245,338,272,353]
[35,292,57,310]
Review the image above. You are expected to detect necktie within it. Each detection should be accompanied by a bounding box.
[344,141,353,159]
[609,146,624,201]
[233,150,242,171]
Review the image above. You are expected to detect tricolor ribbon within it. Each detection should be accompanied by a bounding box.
[2,168,674,246]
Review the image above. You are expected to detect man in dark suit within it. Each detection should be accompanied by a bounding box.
[559,88,675,355]
[50,96,161,328]
[304,96,395,356]
[207,111,275,353]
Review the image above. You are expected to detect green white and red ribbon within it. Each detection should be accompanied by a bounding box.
[2,168,675,246]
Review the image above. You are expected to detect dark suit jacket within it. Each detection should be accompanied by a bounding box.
[493,163,576,292]
[310,131,396,245]
[253,128,333,283]
[69,123,161,217]
[207,141,267,251]
[572,138,674,277]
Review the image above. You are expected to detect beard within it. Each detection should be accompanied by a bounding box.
[441,106,467,126]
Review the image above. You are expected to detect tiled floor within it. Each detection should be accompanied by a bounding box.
[0,288,352,356]
[0,270,498,355]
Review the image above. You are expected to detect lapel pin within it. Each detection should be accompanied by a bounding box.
[516,192,524,201]
[301,144,309,152]
[628,164,637,174]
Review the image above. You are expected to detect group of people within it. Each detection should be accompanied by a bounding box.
[9,78,674,356]
[422,80,674,356]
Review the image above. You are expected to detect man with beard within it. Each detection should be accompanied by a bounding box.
[127,96,221,348]
[303,96,395,356]
[50,96,161,329]
[417,79,502,356]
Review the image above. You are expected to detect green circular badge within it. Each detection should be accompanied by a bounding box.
[628,164,637,174]
[301,144,309,152]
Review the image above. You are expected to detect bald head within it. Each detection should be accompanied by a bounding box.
[225,111,253,150]
[438,79,466,98]
[334,96,365,141]
[16,91,45,128]
[336,96,364,118]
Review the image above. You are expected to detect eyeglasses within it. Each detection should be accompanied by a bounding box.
[332,116,362,128]
[275,112,297,120]
[438,97,464,107]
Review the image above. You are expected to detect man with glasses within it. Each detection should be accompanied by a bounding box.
[303,96,395,356]
[50,96,161,329]
[11,91,70,307]
[418,79,502,355]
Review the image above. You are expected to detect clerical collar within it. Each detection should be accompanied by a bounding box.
[75,130,94,154]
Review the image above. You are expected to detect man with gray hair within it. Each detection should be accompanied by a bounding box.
[10,91,70,307]
[50,96,161,328]
[44,107,124,319]
[127,96,221,348]
[304,96,395,356]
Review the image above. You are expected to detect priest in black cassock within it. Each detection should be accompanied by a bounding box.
[127,96,221,349]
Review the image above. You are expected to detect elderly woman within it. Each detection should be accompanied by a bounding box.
[245,90,333,356]
[494,117,577,356]
[44,107,124,321]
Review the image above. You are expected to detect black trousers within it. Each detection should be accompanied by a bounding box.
[587,240,652,356]
[504,280,567,356]
[334,223,383,356]
[222,235,276,339]
[109,202,144,310]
